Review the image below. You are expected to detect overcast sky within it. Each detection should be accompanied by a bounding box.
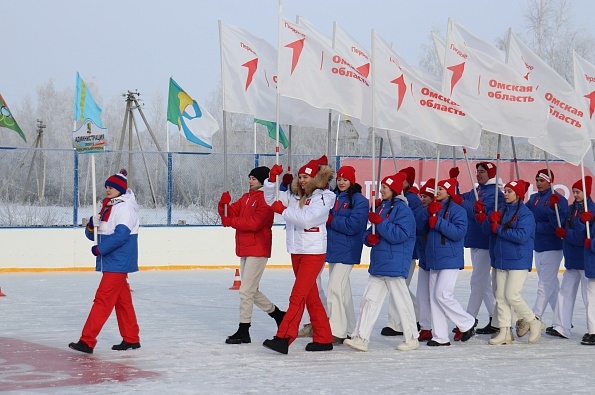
[3,0,595,111]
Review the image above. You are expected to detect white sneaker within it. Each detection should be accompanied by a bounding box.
[297,323,313,338]
[528,318,546,344]
[344,336,369,352]
[396,338,419,351]
[516,318,529,338]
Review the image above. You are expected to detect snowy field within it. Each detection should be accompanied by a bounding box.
[1,267,594,394]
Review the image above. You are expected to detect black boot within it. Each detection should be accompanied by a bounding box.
[112,340,141,350]
[380,327,402,336]
[305,342,333,351]
[268,305,286,328]
[226,323,251,344]
[263,336,289,354]
[476,317,499,334]
[68,340,93,354]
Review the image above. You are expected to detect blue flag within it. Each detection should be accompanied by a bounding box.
[74,72,103,127]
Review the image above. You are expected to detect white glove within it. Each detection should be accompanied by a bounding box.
[92,214,101,226]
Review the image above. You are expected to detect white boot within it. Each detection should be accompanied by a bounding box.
[488,327,513,345]
[528,317,546,344]
[344,336,369,352]
[516,318,529,338]
[396,338,419,351]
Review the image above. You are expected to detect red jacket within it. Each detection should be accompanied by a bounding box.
[218,188,274,258]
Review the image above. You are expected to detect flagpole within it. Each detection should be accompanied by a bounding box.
[494,134,502,212]
[91,153,98,245]
[545,152,562,227]
[581,159,591,238]
[275,0,283,200]
[371,29,377,234]
[434,146,441,199]
[510,136,520,179]
[462,147,479,200]
[335,114,341,157]
[386,132,398,172]
[452,146,456,168]
[218,20,229,216]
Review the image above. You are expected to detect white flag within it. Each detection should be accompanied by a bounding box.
[218,21,327,128]
[372,31,482,148]
[279,17,370,120]
[573,52,595,139]
[507,32,590,165]
[443,20,549,138]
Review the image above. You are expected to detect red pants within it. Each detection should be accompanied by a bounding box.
[80,272,140,348]
[277,254,333,345]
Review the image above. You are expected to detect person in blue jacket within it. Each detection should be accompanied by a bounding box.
[344,172,419,352]
[415,178,436,342]
[548,176,593,339]
[69,169,141,354]
[485,179,544,345]
[452,162,503,334]
[521,169,568,338]
[418,178,475,346]
[582,186,595,346]
[325,165,369,343]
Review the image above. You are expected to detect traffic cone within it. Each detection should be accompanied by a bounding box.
[229,269,241,290]
[0,287,5,297]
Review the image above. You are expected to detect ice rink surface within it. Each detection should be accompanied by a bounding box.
[1,267,594,394]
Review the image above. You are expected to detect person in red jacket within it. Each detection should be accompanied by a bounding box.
[218,166,285,345]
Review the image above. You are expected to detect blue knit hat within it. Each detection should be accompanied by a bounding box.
[105,169,128,195]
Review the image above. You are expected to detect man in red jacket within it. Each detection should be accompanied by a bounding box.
[218,166,285,345]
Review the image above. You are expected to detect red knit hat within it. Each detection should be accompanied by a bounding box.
[476,162,497,179]
[382,172,407,195]
[572,176,592,196]
[419,178,436,197]
[105,169,128,195]
[504,179,530,200]
[438,178,457,197]
[399,167,415,186]
[336,166,356,185]
[535,169,554,183]
[299,159,320,177]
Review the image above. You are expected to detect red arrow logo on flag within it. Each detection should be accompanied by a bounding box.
[242,58,258,91]
[391,74,406,110]
[447,62,465,95]
[285,38,305,75]
[585,91,595,119]
[356,63,370,78]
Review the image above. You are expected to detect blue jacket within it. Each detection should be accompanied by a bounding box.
[405,190,423,259]
[363,197,415,278]
[482,201,535,271]
[417,199,467,270]
[561,199,595,270]
[584,215,595,278]
[415,208,429,271]
[460,182,504,249]
[85,190,139,273]
[527,189,568,252]
[326,185,369,264]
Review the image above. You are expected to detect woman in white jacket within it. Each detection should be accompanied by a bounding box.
[261,156,336,354]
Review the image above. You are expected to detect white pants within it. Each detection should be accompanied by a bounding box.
[533,250,563,319]
[387,259,419,331]
[466,248,496,319]
[302,265,328,324]
[352,275,418,342]
[239,257,274,323]
[429,269,475,343]
[491,268,500,327]
[327,263,355,338]
[495,269,534,327]
[552,269,588,337]
[585,279,595,334]
[416,268,432,331]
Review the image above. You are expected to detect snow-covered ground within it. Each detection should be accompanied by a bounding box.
[1,268,593,394]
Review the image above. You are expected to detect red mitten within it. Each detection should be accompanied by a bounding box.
[549,194,560,206]
[581,212,594,224]
[373,198,382,208]
[366,233,380,246]
[489,211,501,224]
[326,214,333,226]
[91,245,101,256]
[474,200,485,213]
[269,164,284,182]
[449,166,460,178]
[408,186,419,195]
[491,223,500,234]
[427,201,442,215]
[428,216,438,229]
[555,227,567,239]
[221,216,232,227]
[452,194,464,205]
[368,212,383,225]
[282,173,293,186]
[585,238,592,250]
[475,212,487,224]
[219,191,231,205]
[271,200,286,214]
